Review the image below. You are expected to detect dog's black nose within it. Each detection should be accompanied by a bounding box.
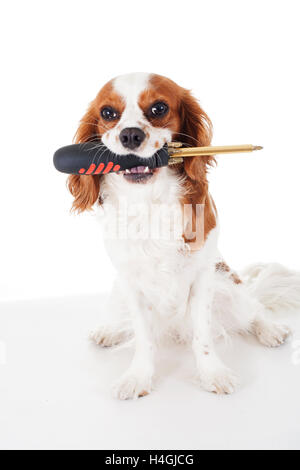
[119,127,146,150]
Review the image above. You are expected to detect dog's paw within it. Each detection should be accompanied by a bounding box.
[90,324,130,347]
[196,367,239,395]
[112,372,153,400]
[254,321,291,347]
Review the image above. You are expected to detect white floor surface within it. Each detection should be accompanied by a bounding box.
[0,295,299,450]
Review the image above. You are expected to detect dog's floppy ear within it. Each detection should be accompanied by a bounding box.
[68,102,101,213]
[178,89,214,182]
[74,102,99,144]
[178,90,217,246]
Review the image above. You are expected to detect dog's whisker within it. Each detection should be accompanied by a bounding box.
[173,131,210,146]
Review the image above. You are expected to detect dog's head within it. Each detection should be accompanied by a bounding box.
[68,73,213,211]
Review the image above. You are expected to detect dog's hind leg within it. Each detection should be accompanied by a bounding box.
[251,312,291,347]
[241,263,295,347]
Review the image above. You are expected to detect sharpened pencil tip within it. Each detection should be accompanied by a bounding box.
[254,145,263,151]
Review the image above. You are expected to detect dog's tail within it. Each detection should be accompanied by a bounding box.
[241,263,300,312]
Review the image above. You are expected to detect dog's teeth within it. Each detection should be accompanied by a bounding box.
[144,166,149,173]
[125,169,130,174]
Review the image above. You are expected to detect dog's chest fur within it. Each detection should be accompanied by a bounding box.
[98,168,215,318]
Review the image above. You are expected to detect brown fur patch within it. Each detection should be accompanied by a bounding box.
[216,261,242,285]
[231,273,242,285]
[139,75,182,134]
[140,75,217,247]
[68,81,125,213]
[216,262,231,273]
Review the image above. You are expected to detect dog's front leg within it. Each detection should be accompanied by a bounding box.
[112,282,155,400]
[190,268,239,394]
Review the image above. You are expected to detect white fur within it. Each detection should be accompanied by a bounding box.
[89,73,300,399]
[242,263,300,312]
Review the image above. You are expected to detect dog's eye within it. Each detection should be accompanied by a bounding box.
[100,106,119,121]
[149,102,169,118]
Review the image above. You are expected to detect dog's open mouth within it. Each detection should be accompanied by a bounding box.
[121,166,157,183]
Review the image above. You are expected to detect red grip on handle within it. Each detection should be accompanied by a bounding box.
[78,162,119,175]
[94,163,105,174]
[86,163,96,175]
[103,162,114,174]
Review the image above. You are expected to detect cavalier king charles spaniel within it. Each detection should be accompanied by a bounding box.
[68,73,300,399]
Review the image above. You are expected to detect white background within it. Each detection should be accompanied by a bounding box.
[0,0,300,451]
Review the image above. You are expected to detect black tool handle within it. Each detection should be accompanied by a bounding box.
[53,143,169,175]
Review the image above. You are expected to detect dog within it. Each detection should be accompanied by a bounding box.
[68,72,300,399]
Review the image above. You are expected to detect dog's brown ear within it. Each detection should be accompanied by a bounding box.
[178,90,217,245]
[178,89,214,182]
[74,102,99,144]
[68,102,101,213]
[68,174,101,213]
